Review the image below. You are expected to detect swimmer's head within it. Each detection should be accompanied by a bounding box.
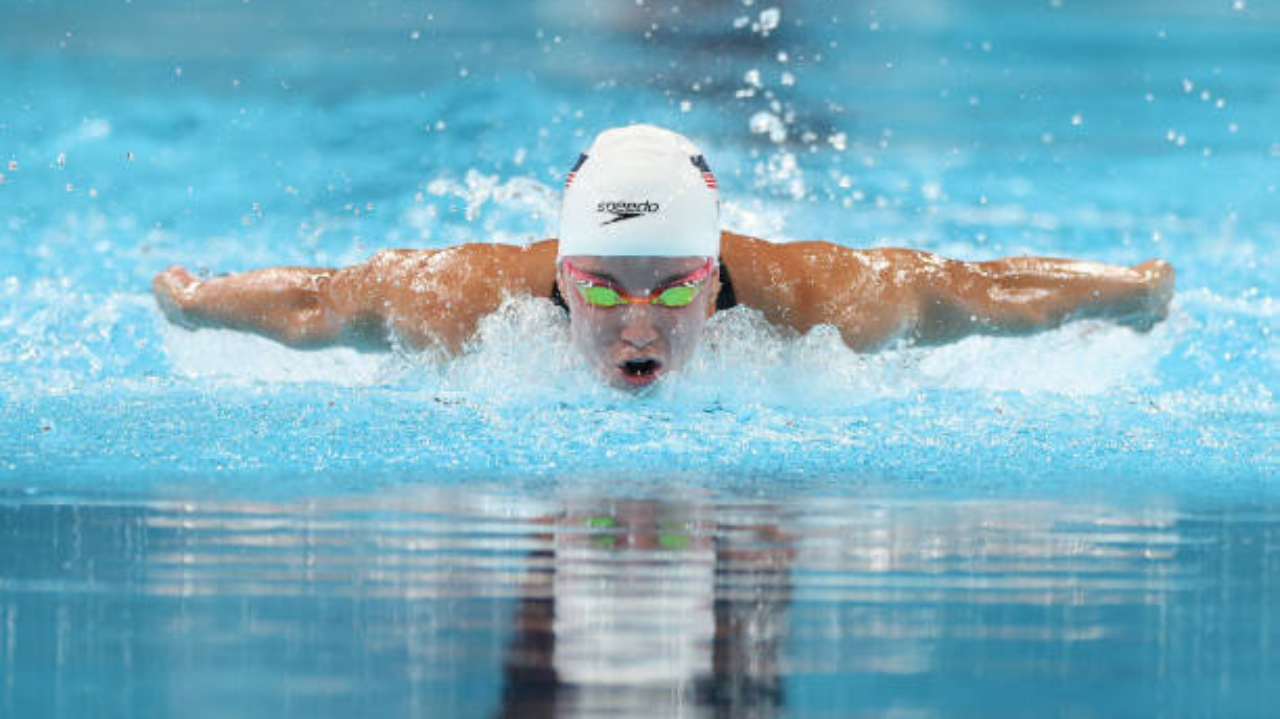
[558,124,720,259]
[557,125,722,391]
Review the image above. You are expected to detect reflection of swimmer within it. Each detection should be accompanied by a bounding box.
[497,498,792,719]
[153,124,1175,391]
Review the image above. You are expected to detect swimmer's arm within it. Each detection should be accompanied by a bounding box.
[151,263,374,348]
[900,251,1176,344]
[152,242,560,351]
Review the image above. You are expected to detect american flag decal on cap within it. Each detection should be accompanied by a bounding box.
[690,155,717,190]
[565,153,588,188]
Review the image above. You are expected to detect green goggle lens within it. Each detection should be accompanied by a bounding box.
[576,283,700,308]
[656,285,697,307]
[579,285,625,307]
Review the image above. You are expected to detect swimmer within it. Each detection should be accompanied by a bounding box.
[152,124,1175,391]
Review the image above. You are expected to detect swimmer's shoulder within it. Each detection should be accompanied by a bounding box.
[718,231,893,332]
[361,240,558,299]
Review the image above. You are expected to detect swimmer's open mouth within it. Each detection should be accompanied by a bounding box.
[620,358,661,377]
[616,358,663,387]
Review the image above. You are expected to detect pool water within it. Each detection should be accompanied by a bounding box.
[1,0,1277,717]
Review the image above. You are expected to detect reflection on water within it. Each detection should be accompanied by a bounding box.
[1,486,1276,718]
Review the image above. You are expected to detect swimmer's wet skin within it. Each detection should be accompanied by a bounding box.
[151,124,1176,391]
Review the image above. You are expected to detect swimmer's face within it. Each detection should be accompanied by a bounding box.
[558,255,719,391]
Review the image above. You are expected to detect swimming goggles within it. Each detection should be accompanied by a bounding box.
[562,258,715,309]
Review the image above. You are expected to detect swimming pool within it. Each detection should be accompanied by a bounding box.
[2,0,1276,716]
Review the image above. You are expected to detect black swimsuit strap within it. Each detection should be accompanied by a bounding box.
[550,258,737,313]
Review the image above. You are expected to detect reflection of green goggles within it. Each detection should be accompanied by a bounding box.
[586,515,691,550]
[563,259,714,309]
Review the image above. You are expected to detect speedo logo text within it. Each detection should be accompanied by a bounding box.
[597,200,660,225]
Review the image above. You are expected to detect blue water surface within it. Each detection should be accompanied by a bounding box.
[1,0,1277,717]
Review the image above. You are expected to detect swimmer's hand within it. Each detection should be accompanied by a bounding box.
[1121,258,1175,331]
[151,265,203,329]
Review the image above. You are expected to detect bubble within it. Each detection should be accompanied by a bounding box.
[1071,113,1083,126]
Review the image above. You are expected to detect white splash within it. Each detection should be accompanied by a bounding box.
[156,293,1180,401]
[160,322,406,386]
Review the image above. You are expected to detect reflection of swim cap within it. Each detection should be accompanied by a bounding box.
[558,124,720,259]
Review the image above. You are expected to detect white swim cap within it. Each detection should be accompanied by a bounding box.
[558,124,720,259]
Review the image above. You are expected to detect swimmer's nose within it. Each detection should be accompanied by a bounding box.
[618,309,660,349]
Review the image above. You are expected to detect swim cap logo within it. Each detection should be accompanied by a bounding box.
[597,200,660,226]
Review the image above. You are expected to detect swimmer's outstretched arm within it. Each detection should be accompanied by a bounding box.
[152,264,362,347]
[720,234,1175,350]
[907,253,1176,344]
[151,241,559,351]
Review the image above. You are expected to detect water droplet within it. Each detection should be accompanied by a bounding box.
[410,30,420,41]
[679,100,692,113]
[758,7,781,33]
[56,153,66,169]
[748,111,787,143]
[780,71,795,86]
[1233,0,1245,10]
[744,68,762,88]
[1181,78,1194,93]
[1071,112,1083,126]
